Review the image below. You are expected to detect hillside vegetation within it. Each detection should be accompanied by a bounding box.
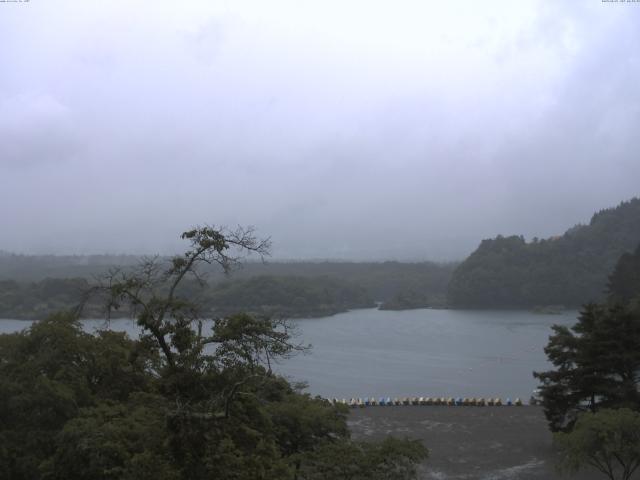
[202,275,374,318]
[608,242,640,309]
[0,262,454,319]
[5,198,639,315]
[448,198,640,308]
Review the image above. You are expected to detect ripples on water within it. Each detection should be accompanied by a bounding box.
[0,308,577,399]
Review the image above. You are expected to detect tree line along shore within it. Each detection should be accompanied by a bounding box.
[1,213,639,479]
[1,197,639,319]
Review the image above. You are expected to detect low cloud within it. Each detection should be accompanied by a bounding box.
[0,1,638,259]
[0,93,79,169]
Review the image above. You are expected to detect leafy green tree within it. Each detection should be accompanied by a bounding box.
[1,225,429,480]
[88,225,427,479]
[41,395,178,480]
[0,312,156,480]
[90,226,271,370]
[555,408,640,480]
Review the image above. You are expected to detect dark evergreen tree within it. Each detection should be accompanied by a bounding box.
[534,303,640,431]
[534,245,640,432]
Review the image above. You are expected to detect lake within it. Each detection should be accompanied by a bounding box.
[0,308,577,400]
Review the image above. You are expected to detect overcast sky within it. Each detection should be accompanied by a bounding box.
[1,1,639,260]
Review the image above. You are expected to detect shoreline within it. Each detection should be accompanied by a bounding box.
[0,304,581,323]
[349,406,602,480]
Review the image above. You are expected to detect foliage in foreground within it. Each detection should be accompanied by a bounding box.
[533,244,640,432]
[533,303,640,432]
[0,313,427,480]
[0,225,427,480]
[534,244,640,479]
[555,408,640,480]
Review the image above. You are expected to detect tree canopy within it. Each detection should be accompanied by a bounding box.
[0,225,428,480]
[555,408,640,480]
[533,244,640,432]
[533,303,640,431]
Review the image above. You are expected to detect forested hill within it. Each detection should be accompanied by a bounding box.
[447,198,640,308]
[608,242,640,308]
[0,260,455,319]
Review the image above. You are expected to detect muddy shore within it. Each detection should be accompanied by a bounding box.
[348,406,606,480]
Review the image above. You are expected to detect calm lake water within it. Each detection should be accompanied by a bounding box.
[0,308,577,400]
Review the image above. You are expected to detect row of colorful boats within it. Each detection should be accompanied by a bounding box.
[329,397,525,407]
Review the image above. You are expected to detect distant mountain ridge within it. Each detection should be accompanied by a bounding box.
[447,197,640,308]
